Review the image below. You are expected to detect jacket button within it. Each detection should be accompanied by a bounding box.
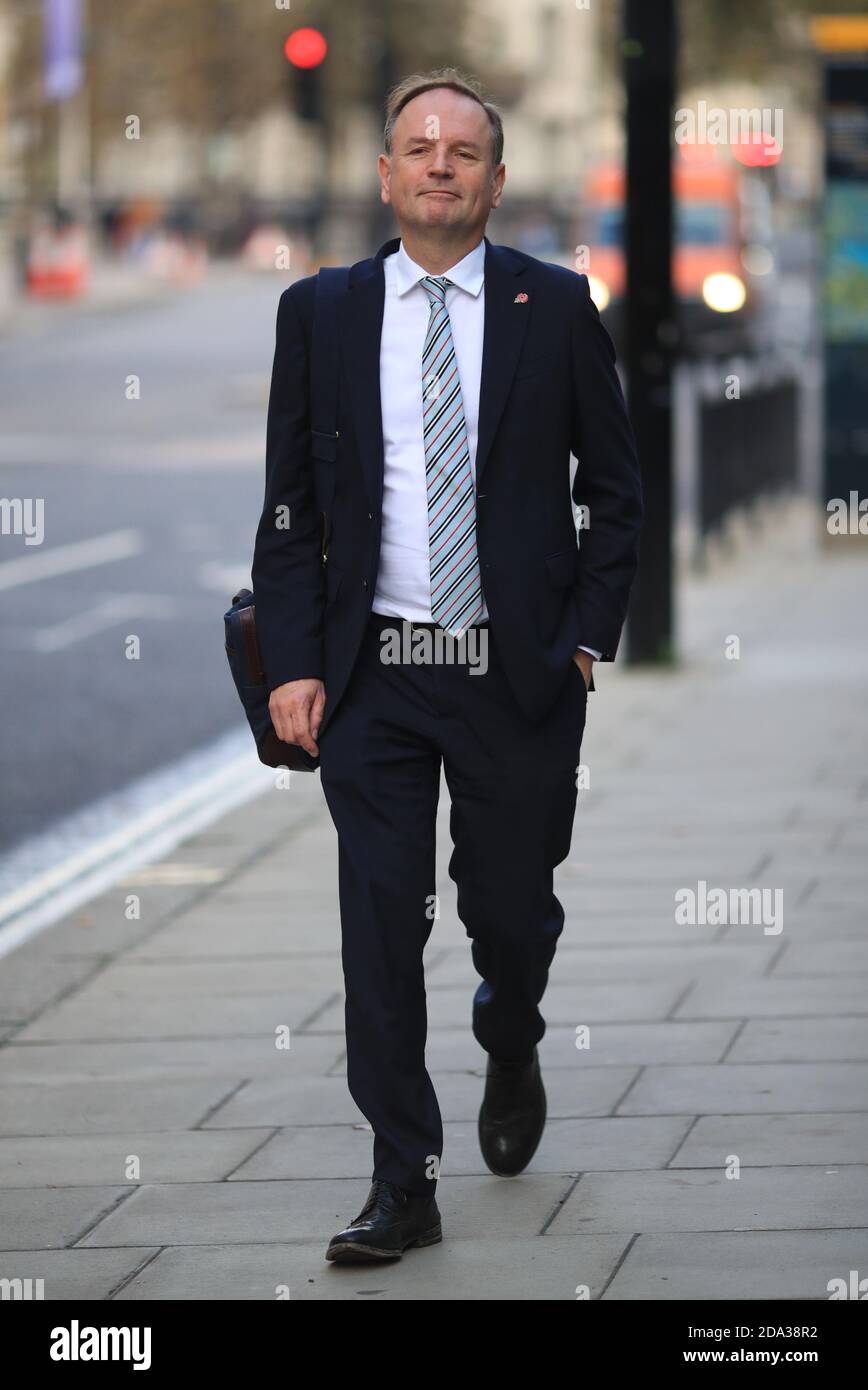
[363,579,368,590]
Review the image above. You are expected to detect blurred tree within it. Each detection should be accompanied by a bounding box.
[680,0,868,90]
[598,0,868,93]
[6,0,479,238]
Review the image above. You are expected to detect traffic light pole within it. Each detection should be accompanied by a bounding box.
[623,0,677,664]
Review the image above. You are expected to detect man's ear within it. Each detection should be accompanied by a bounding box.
[377,153,392,205]
[490,162,506,209]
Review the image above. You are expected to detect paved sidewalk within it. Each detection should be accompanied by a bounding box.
[2,501,867,1300]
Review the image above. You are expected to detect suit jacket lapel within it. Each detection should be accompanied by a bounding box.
[476,236,530,490]
[336,237,396,517]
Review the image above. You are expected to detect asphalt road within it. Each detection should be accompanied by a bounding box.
[0,270,292,857]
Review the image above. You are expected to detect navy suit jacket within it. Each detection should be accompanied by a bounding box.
[251,235,644,737]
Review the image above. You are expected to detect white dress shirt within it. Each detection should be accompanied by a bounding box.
[372,237,600,660]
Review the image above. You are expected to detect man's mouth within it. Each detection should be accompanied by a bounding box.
[422,190,458,197]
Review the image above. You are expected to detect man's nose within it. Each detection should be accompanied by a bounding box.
[427,146,453,175]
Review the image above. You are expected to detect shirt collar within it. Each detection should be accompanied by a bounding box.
[394,236,485,299]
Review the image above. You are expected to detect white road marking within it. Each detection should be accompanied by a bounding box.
[173,521,222,551]
[120,862,226,886]
[198,560,251,595]
[0,728,285,957]
[31,593,177,653]
[0,528,144,592]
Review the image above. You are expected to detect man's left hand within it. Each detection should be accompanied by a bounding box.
[571,649,594,691]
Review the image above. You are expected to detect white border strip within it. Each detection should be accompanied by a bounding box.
[0,728,275,959]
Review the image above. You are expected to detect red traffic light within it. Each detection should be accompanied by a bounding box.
[284,28,327,69]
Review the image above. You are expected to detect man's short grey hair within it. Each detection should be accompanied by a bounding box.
[383,67,504,168]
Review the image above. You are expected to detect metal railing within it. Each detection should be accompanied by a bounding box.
[674,352,811,564]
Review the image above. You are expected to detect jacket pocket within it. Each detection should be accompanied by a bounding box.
[310,429,339,461]
[310,431,338,517]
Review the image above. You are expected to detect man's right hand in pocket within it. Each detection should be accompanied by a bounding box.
[268,679,326,757]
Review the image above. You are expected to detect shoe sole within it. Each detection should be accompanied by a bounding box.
[325,1222,443,1262]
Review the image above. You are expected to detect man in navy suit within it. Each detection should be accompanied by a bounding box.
[251,68,643,1262]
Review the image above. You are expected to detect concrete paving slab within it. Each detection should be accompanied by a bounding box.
[0,1076,243,1136]
[727,1018,868,1063]
[670,1111,868,1168]
[313,980,686,1033]
[677,978,868,1018]
[122,911,342,959]
[201,1067,639,1129]
[0,1247,159,1300]
[393,1020,738,1073]
[0,953,102,1023]
[92,956,344,998]
[619,1062,868,1115]
[0,1186,130,1249]
[229,1115,692,1181]
[0,1033,345,1084]
[113,1234,631,1300]
[549,1165,868,1234]
[425,943,778,988]
[18,887,204,958]
[0,1129,275,1187]
[772,942,868,976]
[77,1175,574,1247]
[13,989,326,1042]
[603,1229,868,1300]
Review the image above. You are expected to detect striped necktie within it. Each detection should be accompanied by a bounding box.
[420,275,483,636]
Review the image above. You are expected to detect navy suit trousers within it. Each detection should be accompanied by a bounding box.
[318,611,588,1196]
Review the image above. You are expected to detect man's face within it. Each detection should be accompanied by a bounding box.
[378,88,505,241]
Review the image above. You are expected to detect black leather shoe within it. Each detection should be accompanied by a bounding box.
[325,1179,442,1262]
[478,1045,546,1176]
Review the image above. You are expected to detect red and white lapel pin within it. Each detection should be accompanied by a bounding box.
[513,292,529,304]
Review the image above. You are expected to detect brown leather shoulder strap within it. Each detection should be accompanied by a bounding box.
[238,604,264,683]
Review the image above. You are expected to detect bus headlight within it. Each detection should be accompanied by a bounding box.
[702,272,746,313]
[586,274,610,311]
